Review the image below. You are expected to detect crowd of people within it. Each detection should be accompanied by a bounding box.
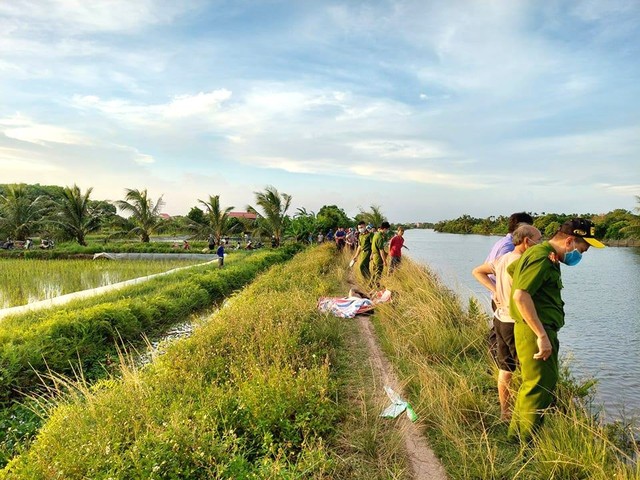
[472,212,604,442]
[319,212,606,444]
[316,221,407,288]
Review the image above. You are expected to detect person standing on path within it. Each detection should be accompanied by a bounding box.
[507,218,604,441]
[370,221,391,286]
[388,227,406,274]
[351,221,373,282]
[472,224,542,421]
[216,241,225,268]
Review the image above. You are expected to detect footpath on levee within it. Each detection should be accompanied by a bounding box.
[1,245,636,479]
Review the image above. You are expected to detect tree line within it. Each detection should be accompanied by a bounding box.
[433,199,640,240]
[0,183,393,246]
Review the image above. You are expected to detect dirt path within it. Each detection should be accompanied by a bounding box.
[356,315,448,479]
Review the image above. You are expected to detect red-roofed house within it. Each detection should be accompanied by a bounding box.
[229,211,258,220]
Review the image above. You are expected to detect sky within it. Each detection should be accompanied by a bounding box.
[1,0,639,223]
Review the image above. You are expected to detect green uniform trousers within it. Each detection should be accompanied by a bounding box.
[358,253,371,280]
[508,323,559,442]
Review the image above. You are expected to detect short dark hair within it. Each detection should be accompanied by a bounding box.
[508,212,533,233]
[380,221,390,229]
[357,220,366,226]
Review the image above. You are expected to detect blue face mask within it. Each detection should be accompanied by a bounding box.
[562,248,582,266]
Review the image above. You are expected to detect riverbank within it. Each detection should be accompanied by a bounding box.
[1,247,637,478]
[1,245,416,478]
[373,258,638,479]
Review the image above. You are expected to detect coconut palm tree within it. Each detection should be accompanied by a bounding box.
[196,195,235,244]
[115,188,165,242]
[51,184,100,246]
[357,205,387,228]
[249,186,292,245]
[0,184,47,241]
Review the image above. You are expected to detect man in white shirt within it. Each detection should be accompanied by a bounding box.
[472,224,542,421]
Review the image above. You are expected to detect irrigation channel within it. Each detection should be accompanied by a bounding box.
[403,228,640,423]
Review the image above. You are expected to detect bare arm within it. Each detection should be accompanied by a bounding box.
[512,289,552,361]
[472,263,497,295]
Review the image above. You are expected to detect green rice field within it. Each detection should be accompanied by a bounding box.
[0,258,208,308]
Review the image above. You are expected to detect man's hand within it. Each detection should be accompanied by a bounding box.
[533,334,552,361]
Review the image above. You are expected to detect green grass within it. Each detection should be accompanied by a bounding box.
[1,245,410,479]
[0,258,208,308]
[370,259,639,479]
[0,247,299,468]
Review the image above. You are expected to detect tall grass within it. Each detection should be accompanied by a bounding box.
[372,259,639,479]
[2,246,409,479]
[0,258,207,308]
[0,248,299,468]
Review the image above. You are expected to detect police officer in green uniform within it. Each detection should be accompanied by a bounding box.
[370,221,391,286]
[351,221,373,281]
[508,218,604,441]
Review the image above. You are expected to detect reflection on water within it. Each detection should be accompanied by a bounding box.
[404,229,640,421]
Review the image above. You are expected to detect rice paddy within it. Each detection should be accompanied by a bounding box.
[0,258,208,308]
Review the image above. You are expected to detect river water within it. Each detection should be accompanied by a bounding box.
[403,228,640,422]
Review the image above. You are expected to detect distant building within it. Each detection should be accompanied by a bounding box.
[159,213,172,220]
[229,211,258,220]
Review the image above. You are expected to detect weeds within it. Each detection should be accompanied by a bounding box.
[373,259,639,479]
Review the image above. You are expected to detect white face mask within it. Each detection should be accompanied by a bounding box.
[358,227,365,233]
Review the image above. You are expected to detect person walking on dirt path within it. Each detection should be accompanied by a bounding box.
[485,212,534,362]
[216,240,225,268]
[507,218,604,442]
[370,221,391,286]
[472,224,542,421]
[388,227,406,274]
[351,221,373,282]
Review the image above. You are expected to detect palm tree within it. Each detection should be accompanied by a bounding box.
[357,205,387,228]
[51,184,100,246]
[196,195,235,244]
[115,188,165,242]
[249,186,292,245]
[0,184,47,241]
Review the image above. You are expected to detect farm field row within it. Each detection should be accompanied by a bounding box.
[0,258,209,308]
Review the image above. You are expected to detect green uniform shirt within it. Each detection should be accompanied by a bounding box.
[358,232,372,259]
[508,241,565,331]
[370,231,386,266]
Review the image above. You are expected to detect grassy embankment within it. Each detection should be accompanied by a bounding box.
[2,245,409,479]
[373,259,639,479]
[0,247,299,467]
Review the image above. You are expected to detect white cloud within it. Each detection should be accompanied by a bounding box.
[0,0,190,34]
[0,115,90,145]
[164,90,232,118]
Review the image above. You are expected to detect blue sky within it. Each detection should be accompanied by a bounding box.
[1,0,639,222]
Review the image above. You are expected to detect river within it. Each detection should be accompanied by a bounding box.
[403,228,640,422]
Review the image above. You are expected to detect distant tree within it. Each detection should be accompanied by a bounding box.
[115,188,166,242]
[51,184,100,245]
[620,196,640,238]
[355,205,387,228]
[186,206,206,225]
[248,186,292,245]
[0,184,47,240]
[287,207,317,243]
[195,195,236,244]
[544,221,561,238]
[316,205,352,231]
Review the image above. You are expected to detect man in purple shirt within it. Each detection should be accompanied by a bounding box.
[485,212,534,362]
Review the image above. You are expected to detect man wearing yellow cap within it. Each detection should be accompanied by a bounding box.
[507,218,605,441]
